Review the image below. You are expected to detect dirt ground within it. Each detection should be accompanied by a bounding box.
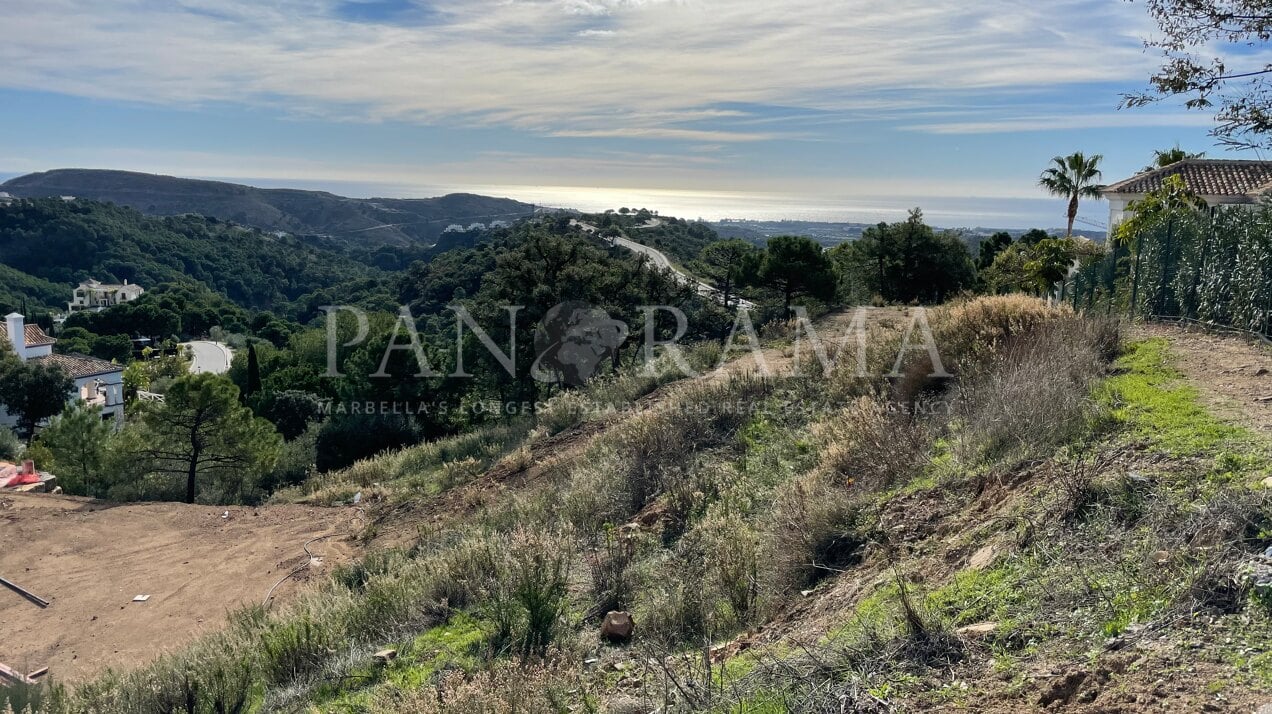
[0,494,359,682]
[1137,323,1272,438]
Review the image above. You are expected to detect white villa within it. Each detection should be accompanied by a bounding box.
[1102,159,1272,232]
[0,313,125,428]
[68,279,144,313]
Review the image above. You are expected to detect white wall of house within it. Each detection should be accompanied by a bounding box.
[75,373,126,427]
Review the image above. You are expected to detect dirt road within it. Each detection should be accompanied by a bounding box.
[1138,323,1272,438]
[0,494,358,682]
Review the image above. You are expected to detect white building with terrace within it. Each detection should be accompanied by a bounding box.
[0,313,125,429]
[68,279,144,313]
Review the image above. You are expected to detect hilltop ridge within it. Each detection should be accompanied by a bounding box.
[0,169,535,247]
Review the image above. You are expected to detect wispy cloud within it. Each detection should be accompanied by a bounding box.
[907,112,1218,135]
[0,0,1173,142]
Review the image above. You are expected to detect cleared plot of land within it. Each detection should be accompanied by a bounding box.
[0,494,358,682]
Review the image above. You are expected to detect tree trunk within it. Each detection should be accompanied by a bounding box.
[1066,194,1078,238]
[186,445,200,504]
[1129,233,1145,319]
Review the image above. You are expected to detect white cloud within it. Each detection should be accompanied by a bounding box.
[0,0,1171,139]
[906,112,1218,134]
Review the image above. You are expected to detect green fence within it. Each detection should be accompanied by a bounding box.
[1067,203,1272,338]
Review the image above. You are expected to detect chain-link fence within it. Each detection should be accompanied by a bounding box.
[1067,203,1272,338]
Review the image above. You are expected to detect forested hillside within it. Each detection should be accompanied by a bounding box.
[1,169,536,246]
[0,198,384,315]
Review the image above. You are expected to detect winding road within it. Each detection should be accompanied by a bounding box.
[573,220,755,310]
[181,340,234,375]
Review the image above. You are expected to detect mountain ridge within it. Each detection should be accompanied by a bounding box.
[0,169,536,246]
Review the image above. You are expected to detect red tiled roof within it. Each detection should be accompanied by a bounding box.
[31,353,122,378]
[0,323,56,347]
[1102,159,1272,200]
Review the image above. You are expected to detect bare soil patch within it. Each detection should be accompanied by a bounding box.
[0,493,358,682]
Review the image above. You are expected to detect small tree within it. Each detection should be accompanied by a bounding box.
[756,235,837,315]
[0,358,73,439]
[35,404,114,496]
[1025,238,1081,298]
[983,244,1036,295]
[692,239,755,308]
[245,343,262,398]
[1113,174,1208,317]
[127,373,281,503]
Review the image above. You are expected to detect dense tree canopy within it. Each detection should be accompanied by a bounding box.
[829,209,976,304]
[0,198,383,317]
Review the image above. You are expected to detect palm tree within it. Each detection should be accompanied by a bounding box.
[1039,152,1104,238]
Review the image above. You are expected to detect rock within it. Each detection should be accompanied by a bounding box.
[1254,703,1272,714]
[1262,476,1272,490]
[373,648,397,663]
[968,544,998,571]
[1256,367,1269,377]
[601,611,635,643]
[1147,550,1171,567]
[955,622,998,637]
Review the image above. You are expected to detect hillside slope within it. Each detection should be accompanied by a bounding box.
[0,198,381,313]
[1,170,535,246]
[18,301,1272,713]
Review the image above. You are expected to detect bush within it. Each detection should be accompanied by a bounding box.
[951,318,1111,464]
[767,473,876,592]
[584,526,641,617]
[486,529,574,659]
[0,425,20,461]
[265,422,319,491]
[316,414,422,472]
[931,295,1073,374]
[814,395,929,492]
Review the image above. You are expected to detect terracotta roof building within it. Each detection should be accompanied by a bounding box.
[1101,159,1272,230]
[0,322,56,350]
[30,352,123,379]
[1,313,124,430]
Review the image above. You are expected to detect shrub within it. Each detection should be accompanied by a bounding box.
[814,395,929,492]
[931,294,1073,374]
[767,473,876,592]
[486,529,574,659]
[584,526,641,617]
[951,318,1109,464]
[697,511,761,624]
[316,414,422,473]
[0,426,19,461]
[633,550,714,644]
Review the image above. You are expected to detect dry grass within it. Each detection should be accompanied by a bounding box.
[813,395,930,492]
[950,317,1117,465]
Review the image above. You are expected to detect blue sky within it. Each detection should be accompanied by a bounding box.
[0,0,1262,229]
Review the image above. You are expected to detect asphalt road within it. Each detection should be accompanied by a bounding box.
[574,220,755,310]
[182,340,234,375]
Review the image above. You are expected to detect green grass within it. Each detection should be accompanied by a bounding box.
[312,613,491,710]
[1099,338,1252,455]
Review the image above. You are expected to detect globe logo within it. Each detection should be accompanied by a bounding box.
[531,301,629,386]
